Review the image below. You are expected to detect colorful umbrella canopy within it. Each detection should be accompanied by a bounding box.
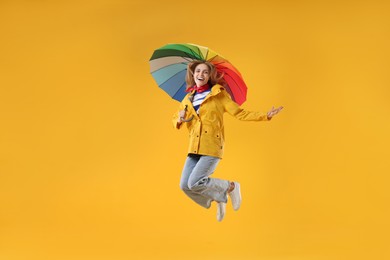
[149,43,248,105]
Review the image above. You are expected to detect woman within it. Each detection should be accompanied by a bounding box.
[173,60,283,221]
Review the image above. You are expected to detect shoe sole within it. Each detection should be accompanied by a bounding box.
[217,202,226,222]
[231,182,241,211]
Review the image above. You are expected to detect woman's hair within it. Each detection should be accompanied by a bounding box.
[185,60,225,90]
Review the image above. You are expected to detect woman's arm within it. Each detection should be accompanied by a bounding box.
[221,90,270,121]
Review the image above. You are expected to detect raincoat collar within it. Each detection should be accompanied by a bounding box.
[187,84,224,100]
[203,84,224,100]
[184,84,225,120]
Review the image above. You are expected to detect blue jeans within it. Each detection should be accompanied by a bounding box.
[180,154,230,208]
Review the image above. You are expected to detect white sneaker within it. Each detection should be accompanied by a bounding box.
[228,182,241,211]
[217,202,226,222]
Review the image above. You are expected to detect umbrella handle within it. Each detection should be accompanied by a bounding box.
[180,105,194,122]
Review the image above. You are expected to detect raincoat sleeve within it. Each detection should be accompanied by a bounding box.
[172,102,185,129]
[221,90,270,121]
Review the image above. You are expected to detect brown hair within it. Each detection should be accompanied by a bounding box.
[185,60,225,90]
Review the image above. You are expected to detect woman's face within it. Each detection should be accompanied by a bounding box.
[193,63,210,87]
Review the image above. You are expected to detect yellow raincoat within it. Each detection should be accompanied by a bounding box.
[173,84,270,159]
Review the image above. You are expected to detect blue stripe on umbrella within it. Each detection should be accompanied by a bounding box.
[151,63,187,85]
[159,70,187,97]
[172,81,188,101]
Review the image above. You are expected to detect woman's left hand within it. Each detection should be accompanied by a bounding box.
[267,106,283,119]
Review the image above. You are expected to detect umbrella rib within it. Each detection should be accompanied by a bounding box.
[193,45,202,60]
[171,81,188,100]
[207,56,230,68]
[224,73,246,97]
[182,56,193,63]
[151,62,188,74]
[189,48,201,61]
[185,44,203,61]
[158,69,187,87]
[151,56,194,74]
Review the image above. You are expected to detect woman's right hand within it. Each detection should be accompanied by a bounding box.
[178,110,186,122]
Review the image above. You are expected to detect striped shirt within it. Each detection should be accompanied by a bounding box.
[192,90,211,114]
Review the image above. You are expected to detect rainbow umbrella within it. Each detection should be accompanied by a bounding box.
[149,43,247,105]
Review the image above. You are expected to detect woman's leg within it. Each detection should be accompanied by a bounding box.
[180,155,214,208]
[187,155,230,204]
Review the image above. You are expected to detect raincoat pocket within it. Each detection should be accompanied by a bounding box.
[202,126,223,150]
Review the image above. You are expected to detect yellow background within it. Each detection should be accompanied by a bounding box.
[1,0,389,259]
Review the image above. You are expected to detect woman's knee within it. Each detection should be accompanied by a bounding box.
[180,181,190,191]
[187,177,206,190]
